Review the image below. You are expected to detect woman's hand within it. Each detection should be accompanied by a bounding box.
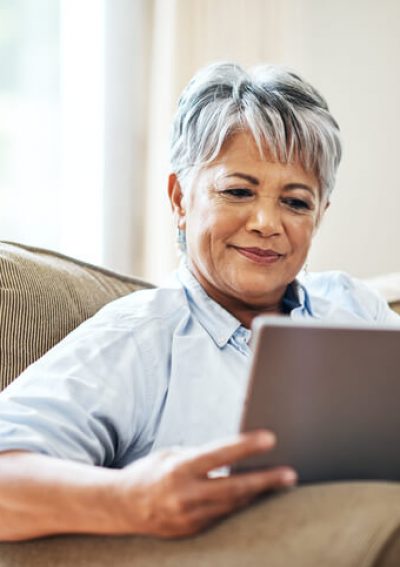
[116,430,297,538]
[0,432,296,541]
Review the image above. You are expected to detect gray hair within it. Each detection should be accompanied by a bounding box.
[170,62,342,199]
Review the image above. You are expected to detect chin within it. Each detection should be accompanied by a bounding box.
[233,285,281,302]
[231,276,288,300]
[235,274,282,290]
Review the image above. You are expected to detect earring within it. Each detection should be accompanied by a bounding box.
[303,261,309,275]
[177,227,187,253]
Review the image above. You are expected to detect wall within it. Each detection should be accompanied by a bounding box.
[294,0,400,277]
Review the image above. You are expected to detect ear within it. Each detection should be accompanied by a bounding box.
[168,173,186,230]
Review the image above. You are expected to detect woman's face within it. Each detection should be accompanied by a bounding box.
[169,131,327,317]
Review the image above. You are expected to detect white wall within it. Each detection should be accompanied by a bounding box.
[289,0,400,278]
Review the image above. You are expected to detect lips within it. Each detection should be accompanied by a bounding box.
[231,246,284,265]
[238,247,281,257]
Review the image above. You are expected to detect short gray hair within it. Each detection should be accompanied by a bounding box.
[170,62,342,199]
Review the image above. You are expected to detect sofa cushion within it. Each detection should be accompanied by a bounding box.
[0,241,154,390]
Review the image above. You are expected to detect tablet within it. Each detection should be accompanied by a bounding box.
[235,316,400,483]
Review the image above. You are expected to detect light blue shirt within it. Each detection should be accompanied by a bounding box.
[0,264,398,467]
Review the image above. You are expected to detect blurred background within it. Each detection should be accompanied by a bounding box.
[1,0,400,283]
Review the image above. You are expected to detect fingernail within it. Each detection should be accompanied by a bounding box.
[257,431,276,447]
[282,469,298,485]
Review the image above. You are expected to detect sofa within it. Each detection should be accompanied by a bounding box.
[0,240,399,567]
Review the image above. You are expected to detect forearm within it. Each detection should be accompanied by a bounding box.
[0,433,297,541]
[0,451,126,541]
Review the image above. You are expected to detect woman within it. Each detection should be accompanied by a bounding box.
[0,62,397,541]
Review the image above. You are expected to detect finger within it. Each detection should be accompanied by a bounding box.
[167,466,296,524]
[175,469,295,537]
[184,430,276,476]
[160,494,255,538]
[154,466,297,538]
[197,466,298,506]
[175,501,243,536]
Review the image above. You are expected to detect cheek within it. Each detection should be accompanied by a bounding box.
[190,205,239,241]
[186,211,217,258]
[287,217,316,251]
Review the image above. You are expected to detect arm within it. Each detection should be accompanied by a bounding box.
[0,450,121,541]
[0,431,296,541]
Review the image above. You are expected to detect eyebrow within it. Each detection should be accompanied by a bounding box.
[285,183,316,196]
[226,173,316,196]
[226,172,260,185]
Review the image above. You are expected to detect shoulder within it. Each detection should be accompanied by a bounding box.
[50,281,191,364]
[299,270,400,323]
[300,270,368,297]
[90,282,189,331]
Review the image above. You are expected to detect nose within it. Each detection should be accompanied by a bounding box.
[245,199,283,237]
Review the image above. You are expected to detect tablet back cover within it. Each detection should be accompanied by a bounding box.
[237,318,400,483]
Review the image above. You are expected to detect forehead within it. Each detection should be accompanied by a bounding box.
[202,130,319,190]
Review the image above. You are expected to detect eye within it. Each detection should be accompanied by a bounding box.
[282,197,312,212]
[221,188,254,199]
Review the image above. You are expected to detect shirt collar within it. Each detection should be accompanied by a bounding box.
[294,274,317,318]
[176,261,313,346]
[177,261,243,348]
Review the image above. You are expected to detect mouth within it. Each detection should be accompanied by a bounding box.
[231,246,284,265]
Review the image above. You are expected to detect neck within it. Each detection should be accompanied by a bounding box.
[230,303,283,329]
[185,260,288,328]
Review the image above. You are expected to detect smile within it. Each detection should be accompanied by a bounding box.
[232,246,284,265]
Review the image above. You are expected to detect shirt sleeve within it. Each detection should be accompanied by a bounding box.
[301,270,400,324]
[349,275,400,324]
[0,308,150,466]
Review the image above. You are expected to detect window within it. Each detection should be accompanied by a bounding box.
[0,0,105,264]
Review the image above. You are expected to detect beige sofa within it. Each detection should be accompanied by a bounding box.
[0,241,399,567]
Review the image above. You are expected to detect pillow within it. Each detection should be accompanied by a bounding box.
[0,241,154,390]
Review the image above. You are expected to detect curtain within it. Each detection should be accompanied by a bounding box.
[102,0,153,275]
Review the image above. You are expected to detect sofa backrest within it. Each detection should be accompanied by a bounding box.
[0,241,154,390]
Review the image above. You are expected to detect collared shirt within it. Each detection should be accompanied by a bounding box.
[0,264,398,467]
